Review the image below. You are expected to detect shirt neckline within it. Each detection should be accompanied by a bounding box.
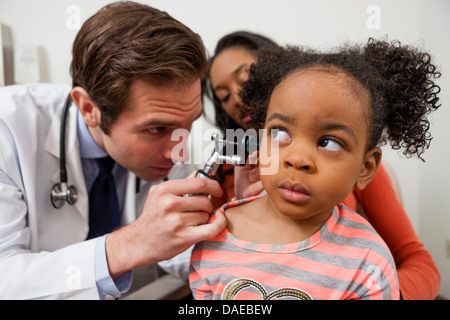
[217,196,338,254]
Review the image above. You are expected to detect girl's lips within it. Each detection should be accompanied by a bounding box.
[278,181,311,204]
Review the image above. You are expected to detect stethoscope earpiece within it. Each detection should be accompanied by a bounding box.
[50,94,78,209]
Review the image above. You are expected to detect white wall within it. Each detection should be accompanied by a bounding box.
[1,0,449,298]
[416,0,450,300]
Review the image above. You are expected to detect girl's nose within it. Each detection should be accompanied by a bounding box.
[283,143,316,173]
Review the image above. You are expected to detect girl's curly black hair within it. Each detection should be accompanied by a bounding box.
[241,38,441,160]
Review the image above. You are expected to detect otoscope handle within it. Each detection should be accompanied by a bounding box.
[195,169,217,180]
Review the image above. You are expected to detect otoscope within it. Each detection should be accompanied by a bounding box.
[186,132,259,197]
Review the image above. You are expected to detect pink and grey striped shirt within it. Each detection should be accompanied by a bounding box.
[189,196,400,300]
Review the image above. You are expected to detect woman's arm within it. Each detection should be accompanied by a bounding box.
[353,164,440,300]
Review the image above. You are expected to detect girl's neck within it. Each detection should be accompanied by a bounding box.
[226,195,333,245]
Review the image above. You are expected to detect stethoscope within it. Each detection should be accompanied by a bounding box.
[50,94,78,209]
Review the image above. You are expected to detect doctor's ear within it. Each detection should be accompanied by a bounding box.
[71,87,101,128]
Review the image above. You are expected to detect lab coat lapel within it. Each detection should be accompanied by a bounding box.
[45,103,88,221]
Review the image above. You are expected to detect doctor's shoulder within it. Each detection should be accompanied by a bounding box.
[0,83,71,116]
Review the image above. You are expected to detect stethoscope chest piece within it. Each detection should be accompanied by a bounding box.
[51,182,78,209]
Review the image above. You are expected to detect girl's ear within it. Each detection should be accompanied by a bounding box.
[355,147,382,190]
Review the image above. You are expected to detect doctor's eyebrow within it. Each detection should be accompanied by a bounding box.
[140,119,178,128]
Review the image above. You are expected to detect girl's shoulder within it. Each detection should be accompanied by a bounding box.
[219,195,263,216]
[219,195,265,240]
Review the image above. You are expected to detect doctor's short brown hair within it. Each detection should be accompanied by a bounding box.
[70,1,207,134]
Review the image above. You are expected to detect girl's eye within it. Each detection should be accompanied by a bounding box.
[319,138,343,151]
[270,128,291,143]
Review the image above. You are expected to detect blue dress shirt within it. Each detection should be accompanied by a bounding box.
[77,110,132,299]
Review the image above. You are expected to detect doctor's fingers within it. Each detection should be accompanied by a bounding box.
[153,177,223,199]
[184,210,227,244]
[171,211,211,230]
[178,194,216,214]
[167,197,218,240]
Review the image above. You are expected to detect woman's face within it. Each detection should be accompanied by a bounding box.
[210,47,257,129]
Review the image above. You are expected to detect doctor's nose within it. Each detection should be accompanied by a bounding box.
[166,136,189,163]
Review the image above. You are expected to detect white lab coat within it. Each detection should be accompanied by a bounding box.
[0,83,187,299]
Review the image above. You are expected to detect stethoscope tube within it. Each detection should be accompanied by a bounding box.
[59,94,71,184]
[50,94,78,209]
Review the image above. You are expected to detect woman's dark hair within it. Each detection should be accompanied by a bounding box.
[71,1,207,134]
[241,38,441,160]
[203,31,278,133]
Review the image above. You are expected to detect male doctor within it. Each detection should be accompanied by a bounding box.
[0,2,226,299]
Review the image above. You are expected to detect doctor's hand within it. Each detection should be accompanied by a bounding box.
[104,177,226,279]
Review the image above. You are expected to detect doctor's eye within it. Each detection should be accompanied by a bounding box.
[148,127,167,134]
[269,128,291,144]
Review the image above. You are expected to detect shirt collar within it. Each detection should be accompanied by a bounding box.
[77,110,108,159]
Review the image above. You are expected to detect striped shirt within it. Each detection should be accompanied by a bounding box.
[189,197,400,300]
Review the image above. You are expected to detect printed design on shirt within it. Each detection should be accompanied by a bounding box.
[222,278,313,300]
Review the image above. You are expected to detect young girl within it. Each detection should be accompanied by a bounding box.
[189,39,441,300]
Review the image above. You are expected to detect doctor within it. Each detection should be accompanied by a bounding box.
[0,2,226,299]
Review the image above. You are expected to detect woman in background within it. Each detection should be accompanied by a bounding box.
[203,30,440,299]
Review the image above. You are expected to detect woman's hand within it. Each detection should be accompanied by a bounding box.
[233,151,265,199]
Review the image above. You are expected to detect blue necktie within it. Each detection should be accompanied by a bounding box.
[86,156,121,240]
